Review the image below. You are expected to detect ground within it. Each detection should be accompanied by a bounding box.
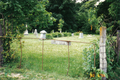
[0,33,99,80]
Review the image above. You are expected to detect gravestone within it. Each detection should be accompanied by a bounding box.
[72,33,74,36]
[32,29,34,33]
[51,40,71,45]
[24,30,28,35]
[24,24,28,35]
[79,33,83,38]
[87,34,92,37]
[40,30,47,39]
[34,29,38,37]
[34,29,38,35]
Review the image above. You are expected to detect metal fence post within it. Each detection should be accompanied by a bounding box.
[67,41,70,76]
[117,30,120,62]
[42,39,44,70]
[19,38,22,68]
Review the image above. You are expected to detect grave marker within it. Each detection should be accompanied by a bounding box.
[51,40,71,45]
[40,30,47,39]
[24,24,28,35]
[79,33,83,38]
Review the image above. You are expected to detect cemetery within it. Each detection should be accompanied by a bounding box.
[0,0,120,80]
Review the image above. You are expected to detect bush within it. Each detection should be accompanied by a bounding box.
[57,33,63,37]
[67,32,72,36]
[63,32,68,37]
[2,38,21,63]
[74,32,79,36]
[51,32,58,38]
[46,34,53,39]
[82,36,119,80]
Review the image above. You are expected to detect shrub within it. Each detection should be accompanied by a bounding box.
[51,32,58,38]
[2,38,21,63]
[46,34,53,39]
[82,36,119,80]
[67,32,72,36]
[74,32,79,36]
[57,33,63,37]
[63,32,68,37]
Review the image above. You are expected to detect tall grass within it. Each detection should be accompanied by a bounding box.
[2,33,99,79]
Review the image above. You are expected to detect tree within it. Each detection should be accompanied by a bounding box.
[96,0,120,34]
[58,18,64,33]
[76,0,98,33]
[46,0,77,32]
[0,0,53,64]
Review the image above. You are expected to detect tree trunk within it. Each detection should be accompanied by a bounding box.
[0,24,3,67]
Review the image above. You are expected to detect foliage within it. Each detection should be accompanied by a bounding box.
[88,8,99,33]
[76,0,98,34]
[46,0,77,32]
[1,37,22,63]
[0,0,54,63]
[63,32,68,37]
[85,67,108,80]
[74,32,79,36]
[57,33,63,37]
[51,32,58,38]
[58,18,64,33]
[96,0,120,34]
[82,36,119,79]
[67,32,72,36]
[46,33,53,39]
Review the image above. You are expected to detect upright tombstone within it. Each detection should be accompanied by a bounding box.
[79,33,83,38]
[34,29,38,35]
[100,27,107,80]
[34,29,38,37]
[72,33,74,37]
[40,30,47,39]
[24,24,28,35]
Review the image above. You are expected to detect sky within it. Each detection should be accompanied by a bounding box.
[76,0,105,6]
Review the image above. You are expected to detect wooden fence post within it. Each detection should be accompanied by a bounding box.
[117,30,120,62]
[100,27,107,80]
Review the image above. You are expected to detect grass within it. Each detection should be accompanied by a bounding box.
[0,33,99,80]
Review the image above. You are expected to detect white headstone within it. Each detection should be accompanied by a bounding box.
[34,29,38,37]
[40,30,47,39]
[72,33,74,36]
[24,24,28,35]
[79,33,83,38]
[87,34,92,37]
[24,29,28,35]
[51,40,71,45]
[34,29,38,35]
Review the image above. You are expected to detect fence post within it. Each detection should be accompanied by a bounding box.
[100,27,107,80]
[67,41,70,76]
[117,30,120,62]
[19,38,22,68]
[42,39,44,70]
[0,24,3,67]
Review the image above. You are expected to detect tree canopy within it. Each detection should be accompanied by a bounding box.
[46,0,77,32]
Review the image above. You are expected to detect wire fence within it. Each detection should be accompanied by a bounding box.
[0,36,96,75]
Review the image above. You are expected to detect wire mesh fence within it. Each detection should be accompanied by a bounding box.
[0,36,96,76]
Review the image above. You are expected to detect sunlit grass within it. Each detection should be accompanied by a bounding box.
[1,33,99,79]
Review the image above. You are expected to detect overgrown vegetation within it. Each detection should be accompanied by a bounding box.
[0,34,98,79]
[82,35,120,80]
